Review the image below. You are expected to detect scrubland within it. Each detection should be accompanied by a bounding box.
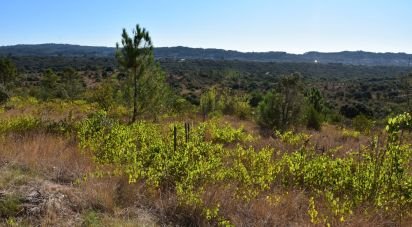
[0,97,411,226]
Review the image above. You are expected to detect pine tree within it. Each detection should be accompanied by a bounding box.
[116,24,153,122]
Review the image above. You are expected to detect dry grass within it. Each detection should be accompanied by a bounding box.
[0,133,93,183]
[200,184,310,226]
[306,124,372,157]
[0,133,160,226]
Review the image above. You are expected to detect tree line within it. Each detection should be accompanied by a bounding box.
[1,24,412,132]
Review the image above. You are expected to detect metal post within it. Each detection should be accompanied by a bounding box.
[173,125,177,151]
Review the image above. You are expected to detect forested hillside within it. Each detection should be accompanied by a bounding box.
[3,54,411,119]
[1,44,411,66]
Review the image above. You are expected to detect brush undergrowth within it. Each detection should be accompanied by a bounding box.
[76,111,412,225]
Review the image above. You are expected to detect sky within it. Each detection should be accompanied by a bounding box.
[0,0,411,53]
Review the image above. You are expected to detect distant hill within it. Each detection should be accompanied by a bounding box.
[0,44,411,66]
[0,44,115,57]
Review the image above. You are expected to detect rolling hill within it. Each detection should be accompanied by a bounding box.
[0,44,411,66]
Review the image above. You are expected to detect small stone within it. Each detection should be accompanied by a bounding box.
[27,206,41,216]
[27,190,41,199]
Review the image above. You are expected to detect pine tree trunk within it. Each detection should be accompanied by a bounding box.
[132,67,138,123]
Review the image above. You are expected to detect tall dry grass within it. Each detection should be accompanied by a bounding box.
[0,133,93,183]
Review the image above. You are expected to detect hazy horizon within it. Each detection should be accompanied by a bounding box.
[1,0,412,54]
[3,43,412,55]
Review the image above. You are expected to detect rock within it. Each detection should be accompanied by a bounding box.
[25,189,43,204]
[26,205,41,216]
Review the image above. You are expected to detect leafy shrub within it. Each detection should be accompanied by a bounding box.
[82,210,102,227]
[277,113,412,222]
[39,99,97,115]
[0,85,10,104]
[206,121,253,144]
[257,80,303,131]
[77,111,136,164]
[305,106,322,131]
[233,99,251,119]
[218,91,251,119]
[77,112,412,224]
[108,105,129,119]
[77,112,270,223]
[275,130,311,147]
[170,97,194,115]
[46,119,76,135]
[352,114,374,134]
[200,87,217,119]
[327,112,343,124]
[4,96,39,109]
[257,92,282,129]
[340,103,372,119]
[226,145,276,199]
[305,87,325,114]
[0,115,42,135]
[86,79,116,111]
[341,128,360,139]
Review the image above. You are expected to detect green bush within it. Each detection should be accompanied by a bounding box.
[4,96,39,109]
[0,85,10,104]
[0,115,42,135]
[226,145,276,199]
[275,130,311,147]
[200,87,217,119]
[87,79,116,111]
[257,92,283,129]
[77,112,412,224]
[327,112,343,124]
[82,210,102,227]
[257,77,303,131]
[0,195,21,218]
[233,99,251,119]
[352,114,374,134]
[77,111,136,165]
[305,106,322,131]
[341,128,360,139]
[218,91,252,119]
[206,121,253,144]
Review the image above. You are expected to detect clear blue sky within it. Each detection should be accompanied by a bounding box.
[1,0,411,53]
